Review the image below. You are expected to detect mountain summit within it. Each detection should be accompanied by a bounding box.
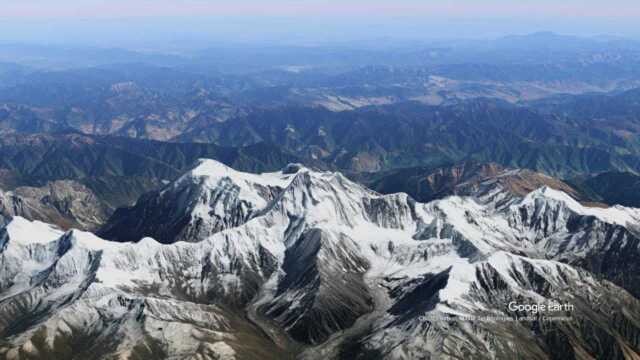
[98,159,298,243]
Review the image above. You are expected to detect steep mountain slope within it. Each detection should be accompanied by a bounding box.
[99,160,297,243]
[0,134,306,187]
[340,251,640,360]
[568,171,640,208]
[0,104,72,135]
[2,160,640,359]
[366,161,585,205]
[0,180,108,231]
[532,87,640,121]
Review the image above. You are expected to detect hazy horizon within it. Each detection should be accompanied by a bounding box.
[2,0,640,50]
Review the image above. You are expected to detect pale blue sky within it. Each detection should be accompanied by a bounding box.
[1,1,639,48]
[3,0,640,18]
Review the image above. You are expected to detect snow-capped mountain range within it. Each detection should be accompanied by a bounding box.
[1,159,639,359]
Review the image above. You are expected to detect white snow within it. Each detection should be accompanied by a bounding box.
[186,159,293,189]
[436,257,476,303]
[4,216,63,245]
[522,186,640,226]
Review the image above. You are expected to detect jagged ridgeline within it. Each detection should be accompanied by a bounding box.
[0,133,317,232]
[1,160,640,359]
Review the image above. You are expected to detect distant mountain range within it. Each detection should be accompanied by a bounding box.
[1,37,639,186]
[3,32,640,71]
[176,97,640,176]
[2,71,640,177]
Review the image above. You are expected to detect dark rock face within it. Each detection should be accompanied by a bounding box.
[570,221,640,298]
[265,229,373,344]
[508,194,640,298]
[467,261,640,360]
[368,256,640,360]
[99,163,284,244]
[98,180,261,244]
[0,180,109,231]
[388,270,450,321]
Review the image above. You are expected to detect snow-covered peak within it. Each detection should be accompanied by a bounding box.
[522,186,577,205]
[1,216,63,246]
[100,159,301,243]
[174,158,293,194]
[519,186,640,226]
[188,158,234,176]
[172,158,297,218]
[65,228,130,251]
[280,163,307,174]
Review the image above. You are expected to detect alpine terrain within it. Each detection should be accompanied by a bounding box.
[1,159,639,359]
